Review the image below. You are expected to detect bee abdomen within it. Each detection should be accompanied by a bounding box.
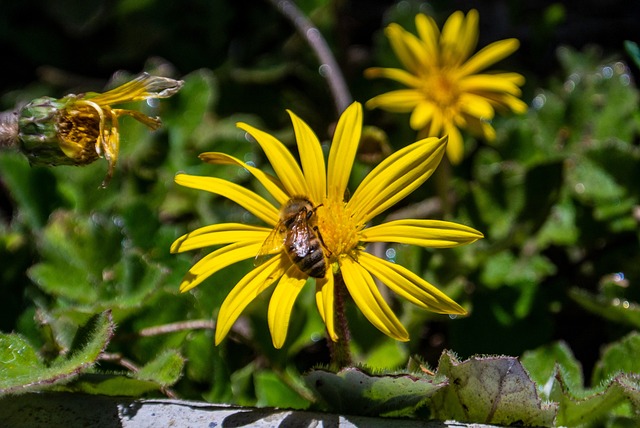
[290,246,326,278]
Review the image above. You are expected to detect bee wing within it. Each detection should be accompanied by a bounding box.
[289,220,313,258]
[254,223,285,266]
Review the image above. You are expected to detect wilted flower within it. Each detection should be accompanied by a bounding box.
[365,9,527,164]
[11,73,183,184]
[171,102,483,348]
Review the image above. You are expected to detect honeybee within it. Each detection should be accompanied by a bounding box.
[256,197,328,278]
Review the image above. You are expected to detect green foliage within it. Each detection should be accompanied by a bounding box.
[430,352,557,426]
[521,338,640,426]
[304,367,445,417]
[2,1,640,425]
[0,311,113,395]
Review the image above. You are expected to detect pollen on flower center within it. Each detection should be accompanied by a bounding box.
[423,73,459,110]
[316,197,360,261]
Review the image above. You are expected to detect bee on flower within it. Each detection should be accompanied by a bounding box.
[171,102,483,349]
[365,9,527,164]
[1,73,183,185]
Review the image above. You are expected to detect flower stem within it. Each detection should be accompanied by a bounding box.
[266,0,352,114]
[327,272,352,369]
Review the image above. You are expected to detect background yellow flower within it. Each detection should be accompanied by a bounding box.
[172,102,483,349]
[365,9,527,164]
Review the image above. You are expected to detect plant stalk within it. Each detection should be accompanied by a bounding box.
[267,0,352,114]
[327,272,352,369]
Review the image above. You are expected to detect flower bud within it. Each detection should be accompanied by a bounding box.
[7,73,183,185]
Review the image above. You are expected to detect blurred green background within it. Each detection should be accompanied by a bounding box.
[1,0,640,415]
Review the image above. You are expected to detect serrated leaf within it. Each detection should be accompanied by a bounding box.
[135,349,185,387]
[304,367,446,417]
[592,332,640,385]
[0,311,114,396]
[550,370,640,426]
[429,351,557,426]
[521,341,584,396]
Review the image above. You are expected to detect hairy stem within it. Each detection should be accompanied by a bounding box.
[327,272,352,369]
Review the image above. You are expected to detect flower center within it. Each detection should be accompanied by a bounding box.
[315,196,360,263]
[423,72,460,112]
[57,104,102,163]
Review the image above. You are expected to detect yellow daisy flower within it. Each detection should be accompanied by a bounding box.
[171,102,483,349]
[365,9,527,164]
[16,73,183,183]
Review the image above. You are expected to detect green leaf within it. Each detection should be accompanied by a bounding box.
[0,311,114,396]
[304,367,446,417]
[135,349,185,387]
[521,341,584,395]
[521,336,640,425]
[550,370,640,426]
[254,370,310,409]
[69,374,165,396]
[569,288,640,329]
[535,197,579,247]
[67,350,185,396]
[625,40,640,70]
[592,332,640,385]
[429,351,557,426]
[0,333,44,382]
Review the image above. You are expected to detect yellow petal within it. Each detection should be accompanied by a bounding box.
[487,93,529,114]
[315,274,338,341]
[179,241,265,292]
[493,72,526,86]
[339,256,409,341]
[237,122,310,197]
[385,24,424,74]
[199,152,288,205]
[358,252,467,315]
[444,123,464,165]
[175,173,279,226]
[171,223,271,253]
[348,136,447,224]
[464,116,497,141]
[458,38,520,76]
[360,219,483,247]
[440,10,465,66]
[427,110,444,137]
[415,14,440,60]
[410,101,436,130]
[268,266,309,348]
[215,254,288,345]
[363,67,423,88]
[365,90,424,112]
[327,102,362,200]
[288,110,327,204]
[459,93,496,120]
[457,9,479,63]
[90,73,183,105]
[459,74,524,96]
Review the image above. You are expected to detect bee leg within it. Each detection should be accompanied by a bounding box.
[313,225,333,258]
